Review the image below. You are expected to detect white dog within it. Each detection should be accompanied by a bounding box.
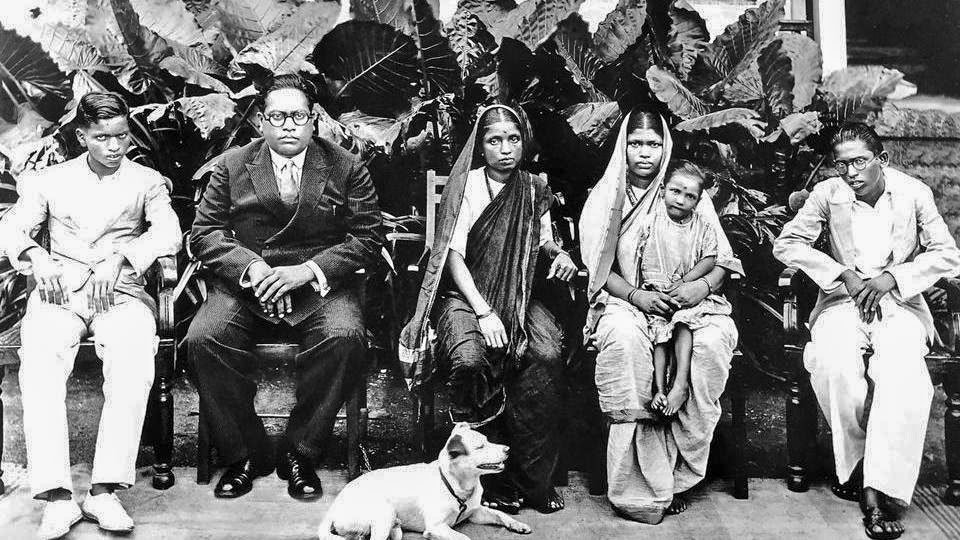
[318,422,532,540]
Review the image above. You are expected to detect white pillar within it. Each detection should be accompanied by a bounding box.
[814,0,848,75]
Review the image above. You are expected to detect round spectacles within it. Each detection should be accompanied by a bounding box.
[833,155,878,175]
[263,110,316,127]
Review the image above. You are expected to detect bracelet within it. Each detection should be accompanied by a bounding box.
[698,277,713,294]
[627,289,639,305]
[476,308,494,320]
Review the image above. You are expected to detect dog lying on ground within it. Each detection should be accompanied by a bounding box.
[318,422,532,540]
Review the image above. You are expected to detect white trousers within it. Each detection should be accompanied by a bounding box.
[18,291,157,497]
[806,299,933,503]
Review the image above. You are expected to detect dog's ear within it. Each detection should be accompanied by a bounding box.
[453,422,471,432]
[445,434,468,460]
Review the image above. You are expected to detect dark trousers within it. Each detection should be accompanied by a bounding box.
[185,285,368,465]
[433,295,563,503]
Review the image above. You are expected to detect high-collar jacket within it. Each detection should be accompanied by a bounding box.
[190,138,383,324]
[773,167,960,341]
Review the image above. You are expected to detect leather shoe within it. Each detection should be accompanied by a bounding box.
[214,459,273,499]
[277,451,323,500]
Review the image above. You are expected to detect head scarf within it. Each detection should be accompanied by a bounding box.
[399,104,545,391]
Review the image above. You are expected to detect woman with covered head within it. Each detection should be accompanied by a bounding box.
[400,104,578,514]
[579,109,744,523]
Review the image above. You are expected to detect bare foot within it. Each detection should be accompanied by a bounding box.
[665,493,688,515]
[662,385,688,416]
[651,392,667,414]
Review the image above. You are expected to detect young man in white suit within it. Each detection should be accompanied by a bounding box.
[0,92,181,539]
[774,123,960,539]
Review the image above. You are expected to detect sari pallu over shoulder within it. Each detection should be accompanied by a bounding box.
[399,104,550,391]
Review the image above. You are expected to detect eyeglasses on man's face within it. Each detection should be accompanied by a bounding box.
[262,110,316,127]
[833,154,878,175]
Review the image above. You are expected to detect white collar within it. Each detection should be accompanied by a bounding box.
[268,147,307,170]
[79,152,126,180]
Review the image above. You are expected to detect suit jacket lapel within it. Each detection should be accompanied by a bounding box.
[245,142,287,222]
[270,141,332,241]
[828,184,857,265]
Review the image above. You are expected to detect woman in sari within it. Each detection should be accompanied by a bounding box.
[400,104,578,514]
[579,109,744,523]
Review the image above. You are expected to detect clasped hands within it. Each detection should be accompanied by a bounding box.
[247,260,316,318]
[629,279,711,316]
[30,248,125,314]
[841,269,897,323]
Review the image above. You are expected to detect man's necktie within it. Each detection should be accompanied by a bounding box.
[278,160,299,206]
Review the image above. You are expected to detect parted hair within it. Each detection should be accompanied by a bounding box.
[830,122,884,155]
[258,74,317,108]
[76,92,129,127]
[664,159,709,194]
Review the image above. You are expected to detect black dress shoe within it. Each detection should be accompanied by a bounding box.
[214,459,273,499]
[276,451,323,501]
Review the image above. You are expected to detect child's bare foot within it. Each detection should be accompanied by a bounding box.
[662,385,689,416]
[651,392,667,413]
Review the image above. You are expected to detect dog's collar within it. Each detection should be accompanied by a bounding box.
[438,464,468,522]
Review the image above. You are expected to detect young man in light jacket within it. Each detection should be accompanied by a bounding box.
[774,123,960,540]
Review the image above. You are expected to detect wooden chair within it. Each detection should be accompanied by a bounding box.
[177,249,373,484]
[780,267,960,504]
[0,255,179,493]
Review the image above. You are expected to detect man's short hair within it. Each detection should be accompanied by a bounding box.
[76,92,129,127]
[830,122,884,156]
[259,74,316,109]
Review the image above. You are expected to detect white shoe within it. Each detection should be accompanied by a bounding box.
[80,492,135,532]
[37,499,82,540]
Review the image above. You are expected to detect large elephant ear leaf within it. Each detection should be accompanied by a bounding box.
[646,65,707,120]
[490,0,585,51]
[350,0,416,36]
[412,0,461,96]
[675,107,759,132]
[312,21,420,116]
[0,26,71,123]
[758,38,794,118]
[37,24,107,74]
[130,0,205,46]
[591,0,647,64]
[160,47,230,93]
[705,0,784,87]
[818,66,904,128]
[563,100,622,148]
[174,94,236,138]
[216,0,293,51]
[110,0,174,67]
[554,16,608,101]
[233,1,339,76]
[668,0,709,81]
[778,32,821,111]
[445,10,497,81]
[723,62,763,104]
[455,0,518,31]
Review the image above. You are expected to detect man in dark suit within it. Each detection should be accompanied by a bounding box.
[186,75,382,500]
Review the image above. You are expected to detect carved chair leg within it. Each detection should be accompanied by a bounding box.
[196,401,212,485]
[730,356,749,500]
[0,365,5,495]
[588,419,609,497]
[417,380,436,462]
[786,368,817,493]
[347,376,364,480]
[150,371,175,490]
[943,362,960,505]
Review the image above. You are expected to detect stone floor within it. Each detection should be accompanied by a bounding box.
[1,464,958,539]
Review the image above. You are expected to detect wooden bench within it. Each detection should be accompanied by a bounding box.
[780,267,960,504]
[0,256,179,493]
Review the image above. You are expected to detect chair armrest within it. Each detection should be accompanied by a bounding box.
[148,256,178,336]
[934,277,960,352]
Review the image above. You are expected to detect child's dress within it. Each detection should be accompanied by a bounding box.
[636,204,732,344]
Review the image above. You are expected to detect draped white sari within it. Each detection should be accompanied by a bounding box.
[579,113,743,523]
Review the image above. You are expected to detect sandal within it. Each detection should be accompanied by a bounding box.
[862,507,904,540]
[527,487,565,514]
[482,489,521,515]
[831,477,862,503]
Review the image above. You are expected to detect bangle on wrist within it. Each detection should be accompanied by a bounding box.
[698,277,712,294]
[476,308,494,320]
[627,289,639,305]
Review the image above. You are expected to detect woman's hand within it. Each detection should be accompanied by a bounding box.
[668,280,711,309]
[547,251,578,282]
[630,289,676,317]
[478,311,508,350]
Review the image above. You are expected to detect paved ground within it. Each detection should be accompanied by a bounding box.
[1,465,957,539]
